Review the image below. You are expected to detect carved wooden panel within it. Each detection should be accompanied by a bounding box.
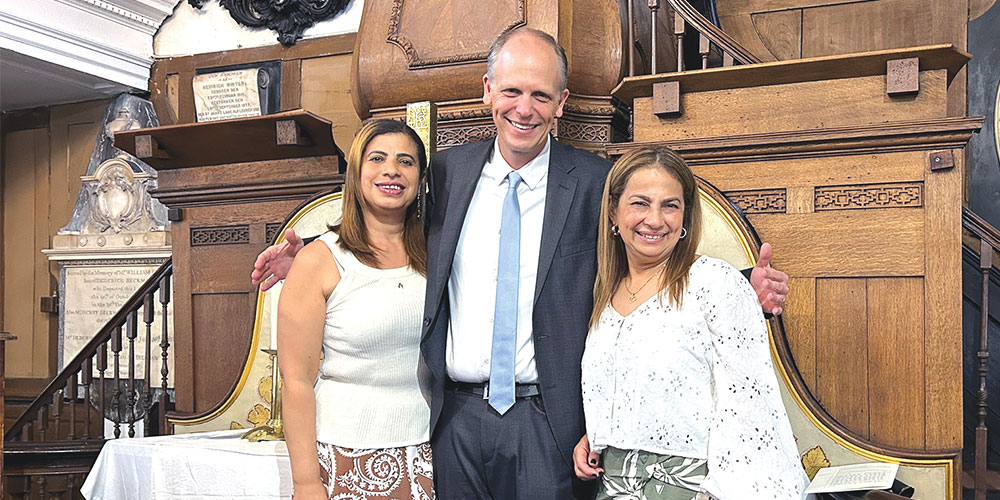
[265,223,284,244]
[814,182,923,211]
[437,124,497,149]
[190,225,251,246]
[387,0,525,69]
[725,188,787,214]
[354,0,624,116]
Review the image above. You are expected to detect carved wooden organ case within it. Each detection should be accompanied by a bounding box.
[351,0,632,153]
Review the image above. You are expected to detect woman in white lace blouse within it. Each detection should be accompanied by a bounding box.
[572,146,808,500]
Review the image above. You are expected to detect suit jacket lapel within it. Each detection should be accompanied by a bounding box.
[424,140,493,340]
[534,142,577,305]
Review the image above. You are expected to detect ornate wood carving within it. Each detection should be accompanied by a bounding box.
[265,223,284,244]
[437,124,498,149]
[188,0,350,46]
[725,188,787,214]
[814,183,923,211]
[190,225,251,246]
[386,0,526,68]
[557,121,612,144]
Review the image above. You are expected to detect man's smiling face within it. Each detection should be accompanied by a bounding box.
[483,32,569,169]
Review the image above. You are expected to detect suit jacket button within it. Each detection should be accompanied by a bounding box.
[423,317,431,327]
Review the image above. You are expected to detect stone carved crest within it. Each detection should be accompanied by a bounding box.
[189,0,351,46]
[85,159,155,234]
[55,94,167,250]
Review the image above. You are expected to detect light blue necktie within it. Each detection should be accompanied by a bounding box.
[489,171,522,414]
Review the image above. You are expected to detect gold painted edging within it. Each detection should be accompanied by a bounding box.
[169,192,344,428]
[702,190,954,498]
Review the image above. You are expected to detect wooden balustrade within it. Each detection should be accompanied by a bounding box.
[2,261,174,499]
[963,207,1000,499]
[625,0,760,77]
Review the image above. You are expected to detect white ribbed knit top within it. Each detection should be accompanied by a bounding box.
[313,231,430,448]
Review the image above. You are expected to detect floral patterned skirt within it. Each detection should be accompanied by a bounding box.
[316,441,434,500]
[597,447,711,500]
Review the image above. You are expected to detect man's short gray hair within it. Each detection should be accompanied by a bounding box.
[486,27,568,91]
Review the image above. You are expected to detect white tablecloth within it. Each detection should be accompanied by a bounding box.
[81,430,292,500]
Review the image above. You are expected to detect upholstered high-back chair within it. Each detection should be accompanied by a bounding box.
[171,180,954,498]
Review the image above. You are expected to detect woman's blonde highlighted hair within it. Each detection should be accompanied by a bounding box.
[333,119,427,275]
[590,146,702,328]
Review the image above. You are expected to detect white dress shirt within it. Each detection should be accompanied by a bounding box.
[582,256,808,499]
[446,137,550,384]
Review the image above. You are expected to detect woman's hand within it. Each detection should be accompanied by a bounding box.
[292,480,327,500]
[573,434,603,480]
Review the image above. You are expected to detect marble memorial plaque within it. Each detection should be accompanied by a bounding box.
[63,265,174,384]
[193,68,263,122]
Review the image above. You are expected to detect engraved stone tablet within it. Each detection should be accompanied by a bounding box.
[62,264,174,383]
[193,68,263,122]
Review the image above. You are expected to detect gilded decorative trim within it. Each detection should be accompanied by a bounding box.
[190,225,250,246]
[169,192,344,428]
[814,182,922,211]
[406,101,438,157]
[702,187,954,499]
[725,188,787,214]
[387,0,526,68]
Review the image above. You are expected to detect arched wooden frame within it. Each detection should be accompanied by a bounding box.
[697,177,957,498]
[168,188,344,431]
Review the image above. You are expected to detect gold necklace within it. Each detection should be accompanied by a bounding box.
[624,267,663,303]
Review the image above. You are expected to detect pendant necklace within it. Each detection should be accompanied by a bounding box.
[624,267,664,303]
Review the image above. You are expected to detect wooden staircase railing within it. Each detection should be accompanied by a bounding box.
[625,0,761,77]
[3,260,173,500]
[962,206,1000,499]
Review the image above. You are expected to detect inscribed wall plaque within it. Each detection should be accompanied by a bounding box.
[193,68,263,122]
[62,265,174,384]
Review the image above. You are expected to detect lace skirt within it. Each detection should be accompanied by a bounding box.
[316,441,434,500]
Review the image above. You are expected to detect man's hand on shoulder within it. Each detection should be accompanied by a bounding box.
[251,229,305,291]
[750,242,789,316]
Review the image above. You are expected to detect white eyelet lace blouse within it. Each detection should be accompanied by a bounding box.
[581,256,809,499]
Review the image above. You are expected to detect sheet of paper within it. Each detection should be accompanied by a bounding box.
[803,462,899,494]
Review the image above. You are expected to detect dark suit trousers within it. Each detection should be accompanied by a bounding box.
[432,386,592,500]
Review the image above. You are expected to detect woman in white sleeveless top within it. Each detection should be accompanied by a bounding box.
[277,120,433,500]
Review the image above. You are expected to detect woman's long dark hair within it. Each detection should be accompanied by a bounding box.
[333,119,427,275]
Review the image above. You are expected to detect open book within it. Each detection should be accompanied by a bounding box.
[803,463,899,494]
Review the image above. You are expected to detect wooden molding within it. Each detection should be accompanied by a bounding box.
[612,44,970,103]
[606,117,984,163]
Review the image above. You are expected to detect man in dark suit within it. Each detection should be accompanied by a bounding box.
[251,26,789,500]
[421,28,612,500]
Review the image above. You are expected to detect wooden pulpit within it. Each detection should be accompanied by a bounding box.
[611,45,982,498]
[114,110,344,415]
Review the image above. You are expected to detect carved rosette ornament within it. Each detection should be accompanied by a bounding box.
[189,0,351,46]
